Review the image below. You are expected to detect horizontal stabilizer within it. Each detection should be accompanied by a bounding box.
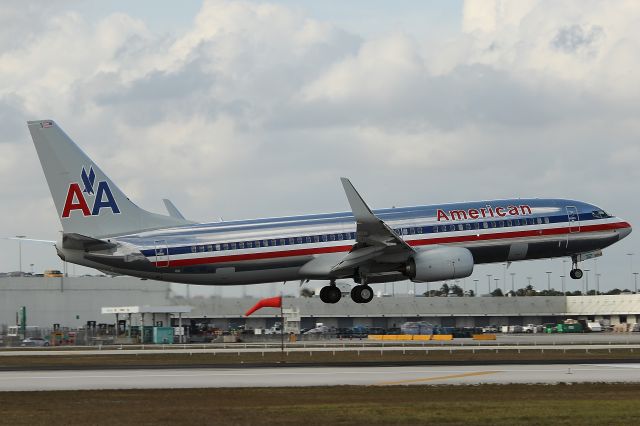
[62,233,116,251]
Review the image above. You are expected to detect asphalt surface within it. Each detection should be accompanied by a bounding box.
[1,363,639,391]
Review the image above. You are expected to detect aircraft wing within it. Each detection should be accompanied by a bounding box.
[331,178,414,274]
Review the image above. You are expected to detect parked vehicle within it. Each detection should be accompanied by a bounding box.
[21,337,49,347]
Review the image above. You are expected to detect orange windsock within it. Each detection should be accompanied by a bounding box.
[244,295,282,317]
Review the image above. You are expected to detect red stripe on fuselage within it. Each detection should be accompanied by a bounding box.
[153,221,630,268]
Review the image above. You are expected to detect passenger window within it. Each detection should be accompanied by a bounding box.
[215,244,221,251]
[495,221,502,228]
[248,242,254,248]
[280,239,286,246]
[230,243,236,250]
[222,243,228,250]
[458,224,464,231]
[199,245,205,252]
[432,226,438,233]
[536,218,542,225]
[314,236,320,243]
[207,245,213,251]
[402,228,408,235]
[544,217,550,224]
[416,227,422,234]
[321,235,327,242]
[464,223,471,230]
[329,234,335,241]
[288,238,294,245]
[504,220,511,227]
[305,236,311,243]
[439,225,446,232]
[482,222,488,229]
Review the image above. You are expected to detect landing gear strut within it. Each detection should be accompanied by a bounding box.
[569,255,583,280]
[319,280,341,304]
[351,284,374,304]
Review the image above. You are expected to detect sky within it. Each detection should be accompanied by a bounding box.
[0,0,639,297]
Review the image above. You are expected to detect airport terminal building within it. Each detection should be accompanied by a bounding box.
[1,276,639,334]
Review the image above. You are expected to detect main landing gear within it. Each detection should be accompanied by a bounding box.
[351,284,374,304]
[319,281,341,304]
[569,255,583,280]
[319,280,375,304]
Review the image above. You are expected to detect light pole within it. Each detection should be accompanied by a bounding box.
[546,271,552,291]
[596,273,601,295]
[583,269,590,294]
[15,235,26,274]
[502,263,507,291]
[510,272,515,293]
[494,278,499,295]
[473,279,479,296]
[487,274,492,294]
[627,253,634,289]
[559,275,565,294]
[29,263,34,274]
[633,272,638,294]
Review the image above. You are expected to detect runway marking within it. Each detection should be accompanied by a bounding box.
[372,370,498,386]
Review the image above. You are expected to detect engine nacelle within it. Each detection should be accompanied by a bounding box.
[405,247,474,282]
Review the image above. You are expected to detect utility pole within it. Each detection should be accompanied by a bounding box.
[596,273,601,295]
[560,275,565,293]
[15,235,26,274]
[486,274,492,294]
[583,269,590,294]
[627,253,634,290]
[473,279,479,296]
[546,271,552,291]
[510,272,515,293]
[494,278,499,294]
[633,272,638,294]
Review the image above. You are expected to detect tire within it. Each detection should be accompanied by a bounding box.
[573,269,583,279]
[360,285,374,303]
[351,286,363,303]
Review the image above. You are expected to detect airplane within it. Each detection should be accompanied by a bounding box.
[27,119,632,304]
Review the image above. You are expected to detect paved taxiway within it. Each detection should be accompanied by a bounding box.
[1,363,639,391]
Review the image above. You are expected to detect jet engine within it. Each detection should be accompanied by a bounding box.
[404,247,474,282]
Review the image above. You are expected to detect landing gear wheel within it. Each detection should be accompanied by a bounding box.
[320,284,341,304]
[570,269,583,280]
[350,285,374,303]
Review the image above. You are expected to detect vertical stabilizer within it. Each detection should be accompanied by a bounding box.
[27,120,192,237]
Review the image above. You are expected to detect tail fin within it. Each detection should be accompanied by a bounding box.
[28,119,193,238]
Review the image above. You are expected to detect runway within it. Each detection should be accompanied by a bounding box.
[1,363,639,391]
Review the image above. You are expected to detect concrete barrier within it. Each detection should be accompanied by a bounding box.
[473,334,497,340]
[432,334,454,341]
[412,335,431,341]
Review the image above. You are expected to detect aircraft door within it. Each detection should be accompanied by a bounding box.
[566,206,580,233]
[154,239,169,268]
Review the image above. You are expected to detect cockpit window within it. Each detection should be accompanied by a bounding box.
[592,210,612,219]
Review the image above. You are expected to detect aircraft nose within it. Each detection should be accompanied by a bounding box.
[618,221,632,240]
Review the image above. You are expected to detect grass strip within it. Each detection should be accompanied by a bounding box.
[0,383,639,425]
[0,348,638,369]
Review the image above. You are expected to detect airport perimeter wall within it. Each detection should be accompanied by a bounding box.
[0,277,172,329]
[184,295,640,330]
[1,277,639,330]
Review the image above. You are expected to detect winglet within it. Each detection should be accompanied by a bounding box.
[340,177,377,224]
[162,199,186,220]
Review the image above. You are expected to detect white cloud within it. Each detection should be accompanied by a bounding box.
[0,0,637,290]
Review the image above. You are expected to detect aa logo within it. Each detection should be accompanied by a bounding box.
[61,166,120,218]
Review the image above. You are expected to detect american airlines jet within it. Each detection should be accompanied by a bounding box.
[27,120,632,304]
